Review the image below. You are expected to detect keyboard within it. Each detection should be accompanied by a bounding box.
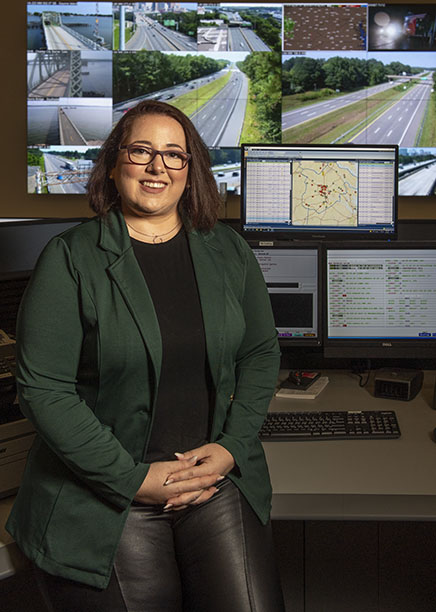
[259,410,401,441]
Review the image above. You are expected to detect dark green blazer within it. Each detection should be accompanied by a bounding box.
[6,209,280,588]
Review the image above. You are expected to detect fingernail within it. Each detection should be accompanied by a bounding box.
[164,478,174,486]
[189,455,198,463]
[163,503,173,510]
[216,476,225,481]
[174,452,184,459]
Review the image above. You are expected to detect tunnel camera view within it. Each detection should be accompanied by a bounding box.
[283,3,367,51]
[113,2,198,51]
[281,51,436,148]
[27,50,112,98]
[27,2,113,51]
[27,145,99,194]
[197,3,281,52]
[368,5,436,51]
[113,49,281,147]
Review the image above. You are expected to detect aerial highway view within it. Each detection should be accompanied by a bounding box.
[209,148,241,195]
[113,53,247,147]
[27,146,97,194]
[198,24,270,52]
[190,63,249,146]
[198,3,280,52]
[282,51,436,148]
[113,50,280,148]
[120,8,197,51]
[399,150,436,196]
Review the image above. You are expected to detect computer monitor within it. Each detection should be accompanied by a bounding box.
[323,242,436,359]
[241,144,398,240]
[0,218,84,280]
[252,244,321,346]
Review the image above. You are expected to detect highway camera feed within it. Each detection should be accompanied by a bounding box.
[27,2,436,197]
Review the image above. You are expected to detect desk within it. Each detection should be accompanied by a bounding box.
[266,369,436,521]
[265,370,436,612]
[2,370,436,611]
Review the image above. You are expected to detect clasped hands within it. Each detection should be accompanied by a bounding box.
[134,442,235,511]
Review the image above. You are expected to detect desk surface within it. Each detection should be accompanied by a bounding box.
[266,370,436,521]
[2,370,436,578]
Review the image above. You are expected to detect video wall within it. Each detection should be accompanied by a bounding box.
[27,2,436,197]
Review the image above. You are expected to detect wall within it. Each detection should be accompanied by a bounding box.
[2,0,435,220]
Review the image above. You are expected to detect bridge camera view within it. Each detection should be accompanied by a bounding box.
[26,2,436,197]
[27,50,112,98]
[27,2,113,50]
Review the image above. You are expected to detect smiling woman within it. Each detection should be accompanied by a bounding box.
[87,100,222,233]
[7,100,285,612]
[110,114,190,242]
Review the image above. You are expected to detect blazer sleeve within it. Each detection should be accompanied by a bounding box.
[215,237,280,475]
[16,237,149,511]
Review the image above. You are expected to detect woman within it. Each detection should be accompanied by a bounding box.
[7,101,284,611]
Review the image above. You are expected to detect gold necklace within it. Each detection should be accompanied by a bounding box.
[125,219,182,244]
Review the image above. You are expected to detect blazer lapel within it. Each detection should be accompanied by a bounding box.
[98,211,225,391]
[188,229,225,389]
[99,210,162,384]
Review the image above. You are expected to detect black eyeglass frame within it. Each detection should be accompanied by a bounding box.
[119,144,191,170]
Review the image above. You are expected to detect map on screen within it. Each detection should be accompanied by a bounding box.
[292,160,358,227]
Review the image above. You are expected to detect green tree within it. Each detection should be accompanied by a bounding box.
[238,52,281,142]
[238,11,281,52]
[289,57,324,93]
[113,52,226,103]
[367,59,387,86]
[323,56,359,91]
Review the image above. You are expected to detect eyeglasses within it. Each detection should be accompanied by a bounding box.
[119,144,191,170]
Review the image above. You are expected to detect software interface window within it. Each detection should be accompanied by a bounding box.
[243,145,397,235]
[326,248,436,341]
[253,248,319,342]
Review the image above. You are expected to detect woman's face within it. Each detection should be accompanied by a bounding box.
[111,113,189,220]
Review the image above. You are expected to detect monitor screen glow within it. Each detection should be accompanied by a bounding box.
[242,143,398,239]
[324,243,436,358]
[253,246,321,345]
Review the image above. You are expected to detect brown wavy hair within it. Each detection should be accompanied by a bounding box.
[87,100,222,231]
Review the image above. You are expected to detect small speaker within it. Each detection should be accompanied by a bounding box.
[374,368,423,401]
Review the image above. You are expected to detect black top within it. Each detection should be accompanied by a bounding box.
[131,229,212,462]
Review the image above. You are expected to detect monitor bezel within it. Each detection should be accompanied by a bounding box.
[240,143,399,242]
[322,240,436,359]
[251,240,323,347]
[0,217,86,281]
